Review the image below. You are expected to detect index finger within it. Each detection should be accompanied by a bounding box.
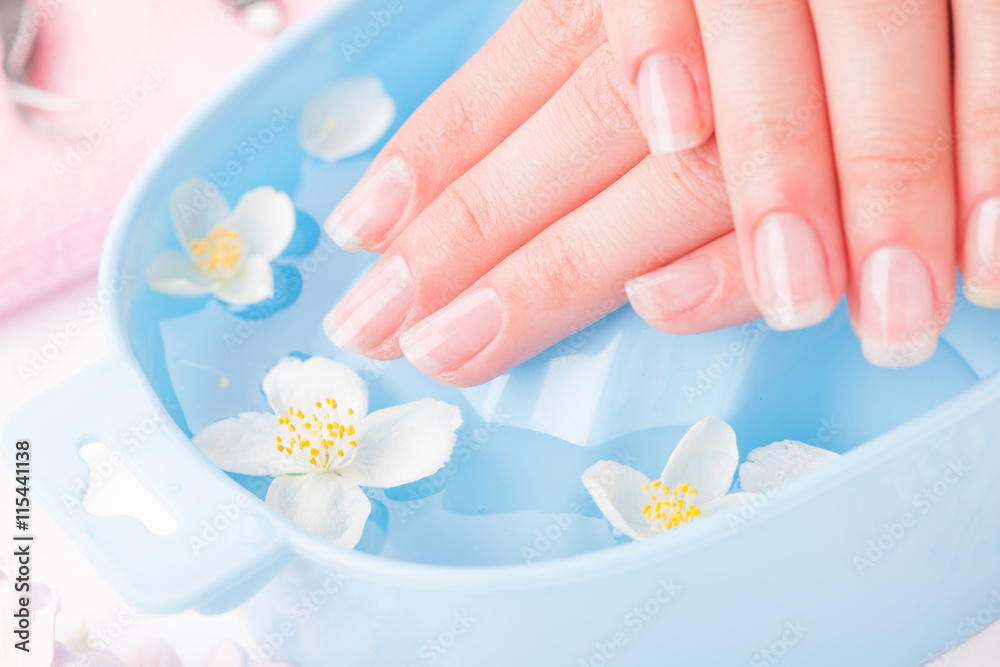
[324,0,606,252]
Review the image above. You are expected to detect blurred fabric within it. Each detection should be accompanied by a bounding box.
[0,0,329,320]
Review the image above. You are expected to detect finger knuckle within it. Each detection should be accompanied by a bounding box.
[839,127,950,189]
[567,46,635,138]
[517,232,596,300]
[518,0,603,64]
[424,184,499,261]
[650,142,729,216]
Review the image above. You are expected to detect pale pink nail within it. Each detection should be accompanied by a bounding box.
[324,255,414,354]
[399,287,503,376]
[963,196,1000,307]
[637,53,706,154]
[859,246,938,368]
[625,255,719,321]
[754,213,836,331]
[324,156,412,251]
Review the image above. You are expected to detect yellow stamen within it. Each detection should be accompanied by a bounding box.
[640,480,702,532]
[189,225,244,277]
[276,399,360,471]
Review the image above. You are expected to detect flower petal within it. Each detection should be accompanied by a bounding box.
[193,412,308,476]
[659,417,739,505]
[228,187,296,261]
[265,473,371,547]
[299,77,396,161]
[339,398,461,488]
[170,178,231,254]
[146,250,215,296]
[212,255,274,305]
[582,461,658,540]
[125,639,183,667]
[738,440,841,493]
[261,356,369,421]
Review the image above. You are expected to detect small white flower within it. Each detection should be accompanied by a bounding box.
[583,417,752,540]
[737,439,841,493]
[299,76,396,161]
[146,179,295,305]
[192,356,462,548]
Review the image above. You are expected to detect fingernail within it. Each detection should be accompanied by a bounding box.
[859,246,938,368]
[637,53,706,154]
[754,212,836,331]
[963,196,1000,307]
[324,156,412,251]
[625,254,719,321]
[399,287,503,376]
[323,255,414,354]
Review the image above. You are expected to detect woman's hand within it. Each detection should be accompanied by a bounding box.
[321,0,1000,386]
[321,0,759,386]
[607,0,1000,368]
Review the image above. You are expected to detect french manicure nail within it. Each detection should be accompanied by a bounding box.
[625,254,719,321]
[637,53,706,154]
[324,156,412,251]
[323,255,414,354]
[754,212,836,331]
[963,196,1000,307]
[399,287,503,376]
[859,246,938,368]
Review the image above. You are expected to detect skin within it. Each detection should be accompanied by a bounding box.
[322,0,1000,386]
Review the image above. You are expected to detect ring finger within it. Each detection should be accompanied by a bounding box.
[809,0,956,367]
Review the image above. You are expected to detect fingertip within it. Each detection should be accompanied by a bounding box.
[626,244,761,336]
[399,287,504,381]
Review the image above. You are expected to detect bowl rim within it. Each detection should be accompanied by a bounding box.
[98,0,1000,593]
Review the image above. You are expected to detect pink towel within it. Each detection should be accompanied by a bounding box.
[0,0,329,319]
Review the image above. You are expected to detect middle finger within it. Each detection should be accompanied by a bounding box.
[323,44,651,357]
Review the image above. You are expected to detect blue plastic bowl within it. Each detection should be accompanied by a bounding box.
[4,1,1000,665]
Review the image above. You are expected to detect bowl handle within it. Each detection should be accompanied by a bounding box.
[1,355,293,614]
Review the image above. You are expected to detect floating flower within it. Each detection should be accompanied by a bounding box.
[299,77,396,161]
[583,417,751,540]
[737,439,841,493]
[146,179,295,305]
[193,356,462,548]
[583,419,842,540]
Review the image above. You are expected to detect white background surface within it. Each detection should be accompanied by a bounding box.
[1,279,999,666]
